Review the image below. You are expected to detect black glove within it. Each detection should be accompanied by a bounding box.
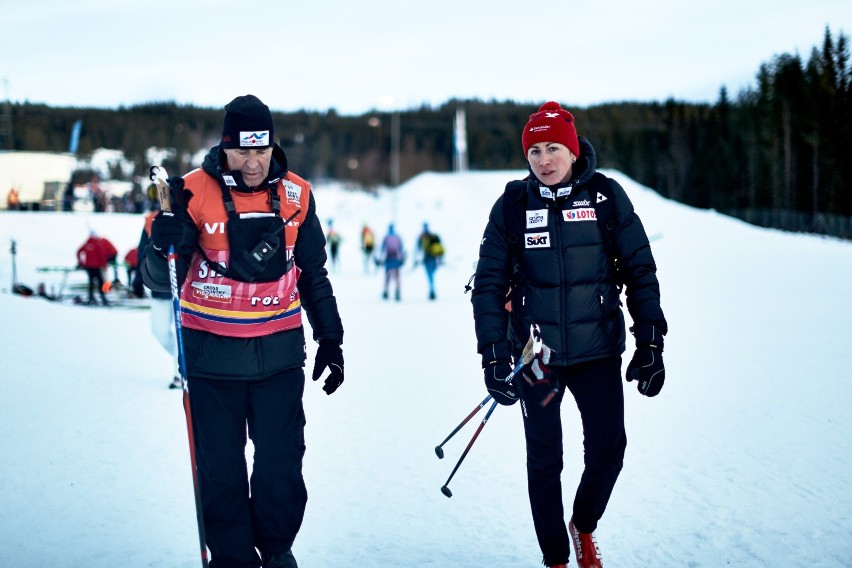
[312,340,344,395]
[150,211,198,257]
[626,322,665,397]
[484,359,518,406]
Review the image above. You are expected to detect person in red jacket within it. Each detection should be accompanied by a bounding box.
[76,232,118,305]
[124,247,139,292]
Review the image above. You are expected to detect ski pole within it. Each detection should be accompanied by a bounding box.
[440,398,499,498]
[154,165,209,568]
[434,357,525,459]
[434,394,492,459]
[168,245,209,568]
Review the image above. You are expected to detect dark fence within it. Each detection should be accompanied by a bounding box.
[720,209,852,241]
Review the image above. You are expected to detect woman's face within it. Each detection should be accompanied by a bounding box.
[526,141,575,186]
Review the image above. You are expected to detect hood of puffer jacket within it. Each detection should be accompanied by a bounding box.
[527,136,597,199]
[201,143,289,193]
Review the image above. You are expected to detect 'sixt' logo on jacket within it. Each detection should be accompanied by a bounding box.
[525,232,550,248]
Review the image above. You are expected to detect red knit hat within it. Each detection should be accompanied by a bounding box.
[521,101,580,158]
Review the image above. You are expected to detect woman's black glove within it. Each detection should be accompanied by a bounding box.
[312,340,344,395]
[483,359,518,406]
[626,322,665,397]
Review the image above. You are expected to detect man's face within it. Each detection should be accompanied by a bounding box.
[223,147,273,188]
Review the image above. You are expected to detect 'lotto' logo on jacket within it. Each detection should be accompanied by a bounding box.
[563,208,597,222]
[525,232,550,248]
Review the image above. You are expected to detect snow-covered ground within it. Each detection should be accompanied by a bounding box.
[1,170,851,567]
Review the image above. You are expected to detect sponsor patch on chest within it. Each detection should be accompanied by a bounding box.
[191,282,232,303]
[563,207,597,222]
[524,232,550,248]
[282,181,301,204]
[526,209,548,229]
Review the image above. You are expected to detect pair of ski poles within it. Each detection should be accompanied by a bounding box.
[434,359,525,498]
[435,324,546,497]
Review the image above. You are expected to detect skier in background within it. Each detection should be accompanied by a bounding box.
[76,231,117,306]
[379,223,405,301]
[415,221,444,300]
[325,218,341,272]
[124,246,139,292]
[471,102,667,568]
[360,222,375,273]
[133,199,181,389]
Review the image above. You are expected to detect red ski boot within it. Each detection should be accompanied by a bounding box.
[569,518,603,568]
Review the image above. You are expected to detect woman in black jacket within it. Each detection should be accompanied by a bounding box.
[471,102,667,568]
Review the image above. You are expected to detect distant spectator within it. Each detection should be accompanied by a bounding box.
[416,221,444,300]
[124,247,139,293]
[360,222,375,273]
[76,232,117,306]
[6,187,20,210]
[326,218,342,272]
[133,209,181,388]
[379,223,405,301]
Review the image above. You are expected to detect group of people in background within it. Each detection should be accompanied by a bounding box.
[68,184,181,389]
[325,219,445,301]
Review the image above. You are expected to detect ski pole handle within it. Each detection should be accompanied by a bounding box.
[149,166,172,213]
[502,358,526,384]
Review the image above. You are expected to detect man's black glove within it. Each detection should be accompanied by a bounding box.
[150,176,197,256]
[626,322,665,397]
[150,211,198,257]
[312,340,344,395]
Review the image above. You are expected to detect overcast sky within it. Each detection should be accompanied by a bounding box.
[2,0,850,116]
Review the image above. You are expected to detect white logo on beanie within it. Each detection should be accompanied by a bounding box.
[544,112,560,118]
[239,131,270,147]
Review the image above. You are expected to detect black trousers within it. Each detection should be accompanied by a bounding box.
[189,369,307,568]
[519,356,626,566]
[84,267,107,304]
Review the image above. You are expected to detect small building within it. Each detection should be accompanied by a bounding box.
[0,151,77,210]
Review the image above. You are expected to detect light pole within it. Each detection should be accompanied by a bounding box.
[390,109,400,187]
[378,96,401,222]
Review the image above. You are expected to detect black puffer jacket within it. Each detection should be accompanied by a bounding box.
[471,138,666,366]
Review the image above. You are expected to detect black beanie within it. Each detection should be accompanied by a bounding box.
[221,94,275,149]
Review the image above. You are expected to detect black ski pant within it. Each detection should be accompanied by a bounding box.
[84,267,107,304]
[189,368,307,568]
[519,356,626,566]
